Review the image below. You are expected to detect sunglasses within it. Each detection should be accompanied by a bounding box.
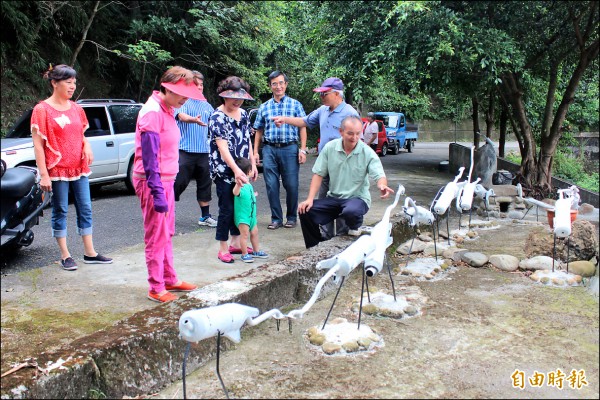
[319,91,334,98]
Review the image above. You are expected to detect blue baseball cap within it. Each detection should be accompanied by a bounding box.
[313,77,344,92]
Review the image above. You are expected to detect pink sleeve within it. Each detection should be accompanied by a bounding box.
[137,110,162,134]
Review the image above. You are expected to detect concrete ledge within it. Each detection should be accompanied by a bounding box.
[0,239,351,399]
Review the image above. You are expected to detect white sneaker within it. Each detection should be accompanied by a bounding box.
[347,229,361,237]
[198,215,218,227]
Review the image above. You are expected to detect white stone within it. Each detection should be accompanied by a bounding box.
[508,210,524,219]
[489,254,520,272]
[519,255,562,271]
[461,252,489,267]
[396,239,429,255]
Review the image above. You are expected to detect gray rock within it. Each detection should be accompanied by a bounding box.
[489,254,520,272]
[418,234,433,242]
[403,305,418,316]
[396,239,429,255]
[490,185,518,197]
[462,252,489,267]
[567,261,596,277]
[442,247,461,258]
[495,196,514,204]
[579,203,594,215]
[444,248,469,262]
[508,210,524,219]
[342,341,360,353]
[524,220,599,262]
[322,342,342,354]
[474,141,496,188]
[519,255,561,271]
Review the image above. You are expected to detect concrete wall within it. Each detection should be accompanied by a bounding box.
[449,143,599,208]
[572,132,599,160]
[449,143,474,177]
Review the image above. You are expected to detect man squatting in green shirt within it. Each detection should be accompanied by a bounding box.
[298,115,395,248]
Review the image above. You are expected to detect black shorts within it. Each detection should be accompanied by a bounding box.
[174,151,212,202]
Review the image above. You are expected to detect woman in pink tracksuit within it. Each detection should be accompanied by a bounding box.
[133,66,205,303]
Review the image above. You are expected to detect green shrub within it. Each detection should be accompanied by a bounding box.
[501,150,598,192]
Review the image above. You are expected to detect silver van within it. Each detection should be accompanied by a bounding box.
[1,99,142,192]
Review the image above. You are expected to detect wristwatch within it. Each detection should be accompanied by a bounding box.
[300,149,308,155]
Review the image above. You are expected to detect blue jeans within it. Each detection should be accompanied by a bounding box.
[51,176,93,238]
[262,144,299,224]
[299,197,369,248]
[318,176,347,238]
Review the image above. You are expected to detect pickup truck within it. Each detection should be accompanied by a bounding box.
[373,112,418,154]
[1,99,142,192]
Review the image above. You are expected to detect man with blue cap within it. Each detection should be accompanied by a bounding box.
[272,77,359,238]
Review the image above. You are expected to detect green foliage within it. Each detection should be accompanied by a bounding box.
[126,41,172,63]
[504,149,599,192]
[0,0,597,151]
[552,149,599,192]
[88,388,107,399]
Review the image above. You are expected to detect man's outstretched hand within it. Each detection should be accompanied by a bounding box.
[379,185,394,199]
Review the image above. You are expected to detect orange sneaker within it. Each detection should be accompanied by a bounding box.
[148,291,178,303]
[165,281,198,292]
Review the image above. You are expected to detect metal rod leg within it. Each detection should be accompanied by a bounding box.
[358,270,366,330]
[552,234,556,273]
[215,332,230,399]
[446,212,451,245]
[432,223,438,261]
[566,236,570,273]
[322,276,345,330]
[364,270,371,303]
[468,208,472,231]
[183,342,191,400]
[404,235,417,269]
[386,254,397,302]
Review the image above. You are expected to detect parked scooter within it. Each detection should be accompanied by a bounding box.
[1,159,52,252]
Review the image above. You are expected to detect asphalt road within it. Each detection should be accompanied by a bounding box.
[0,142,517,274]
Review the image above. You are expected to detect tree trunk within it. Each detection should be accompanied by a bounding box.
[345,86,354,107]
[500,73,537,187]
[471,96,480,148]
[499,102,507,158]
[485,90,495,138]
[69,0,101,67]
[536,38,599,190]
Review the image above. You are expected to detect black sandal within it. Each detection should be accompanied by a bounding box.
[268,222,283,230]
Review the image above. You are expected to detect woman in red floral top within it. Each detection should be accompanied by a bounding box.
[31,64,112,271]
